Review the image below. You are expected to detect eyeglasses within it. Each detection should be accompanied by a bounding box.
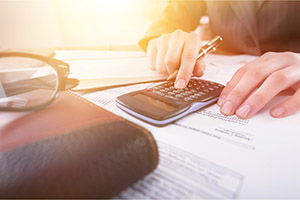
[0,52,79,111]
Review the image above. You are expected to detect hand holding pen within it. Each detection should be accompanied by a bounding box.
[147,30,222,89]
[167,36,223,80]
[167,36,223,88]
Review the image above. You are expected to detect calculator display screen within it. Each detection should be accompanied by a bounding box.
[133,94,176,112]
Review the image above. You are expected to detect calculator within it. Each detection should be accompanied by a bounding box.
[115,78,224,126]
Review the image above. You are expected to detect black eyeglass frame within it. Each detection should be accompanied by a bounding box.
[0,52,79,112]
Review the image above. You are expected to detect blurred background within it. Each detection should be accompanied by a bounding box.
[0,0,168,50]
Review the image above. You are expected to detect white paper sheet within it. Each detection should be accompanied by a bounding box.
[82,54,300,199]
[54,50,167,90]
[54,50,146,60]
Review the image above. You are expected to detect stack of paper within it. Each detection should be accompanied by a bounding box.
[83,54,300,199]
[54,50,168,90]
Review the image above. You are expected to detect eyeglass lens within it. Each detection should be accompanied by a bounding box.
[0,56,59,109]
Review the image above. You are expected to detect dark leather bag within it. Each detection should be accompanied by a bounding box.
[0,91,158,198]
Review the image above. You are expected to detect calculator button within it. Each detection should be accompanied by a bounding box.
[184,97,193,101]
[197,92,207,96]
[165,95,179,101]
[190,95,199,99]
[168,92,176,96]
[153,91,165,96]
[176,94,184,98]
[181,93,189,96]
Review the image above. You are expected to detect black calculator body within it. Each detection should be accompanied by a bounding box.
[115,78,224,126]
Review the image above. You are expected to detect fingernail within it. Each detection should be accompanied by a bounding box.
[221,101,233,115]
[218,95,226,106]
[272,107,285,117]
[236,104,251,118]
[175,79,186,89]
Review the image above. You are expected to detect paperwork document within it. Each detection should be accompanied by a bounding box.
[54,50,167,90]
[82,54,300,199]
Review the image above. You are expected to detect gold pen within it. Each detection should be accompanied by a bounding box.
[167,36,223,80]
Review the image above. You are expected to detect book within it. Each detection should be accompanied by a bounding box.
[54,50,168,91]
[0,91,158,198]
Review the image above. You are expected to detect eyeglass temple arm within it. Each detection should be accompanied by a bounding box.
[50,58,79,90]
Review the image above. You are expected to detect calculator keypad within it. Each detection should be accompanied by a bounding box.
[148,79,224,104]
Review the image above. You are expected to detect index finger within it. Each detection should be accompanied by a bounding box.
[175,33,201,89]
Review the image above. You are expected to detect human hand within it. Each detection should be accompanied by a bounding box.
[147,29,205,89]
[218,52,300,119]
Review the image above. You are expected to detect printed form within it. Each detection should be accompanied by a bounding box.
[82,54,300,199]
